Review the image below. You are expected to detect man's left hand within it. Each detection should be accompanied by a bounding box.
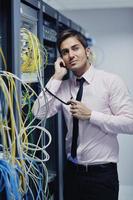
[69,99,91,120]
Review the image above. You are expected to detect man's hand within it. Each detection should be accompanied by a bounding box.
[53,57,68,80]
[69,99,91,120]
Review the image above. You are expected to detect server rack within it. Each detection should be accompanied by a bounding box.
[0,0,8,71]
[58,13,70,31]
[20,1,60,199]
[70,20,82,32]
[0,0,21,199]
[42,2,59,200]
[0,0,21,140]
[0,0,86,199]
[20,1,47,199]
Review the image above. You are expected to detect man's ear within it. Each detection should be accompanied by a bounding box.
[86,48,90,59]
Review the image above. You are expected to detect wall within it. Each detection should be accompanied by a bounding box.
[63,8,133,200]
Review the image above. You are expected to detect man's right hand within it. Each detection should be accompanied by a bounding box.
[53,57,68,80]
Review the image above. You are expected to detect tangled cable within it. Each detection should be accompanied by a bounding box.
[0,28,52,200]
[20,27,48,73]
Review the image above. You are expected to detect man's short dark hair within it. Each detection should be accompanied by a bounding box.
[57,29,88,54]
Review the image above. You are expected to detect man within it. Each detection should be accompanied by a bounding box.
[32,29,133,200]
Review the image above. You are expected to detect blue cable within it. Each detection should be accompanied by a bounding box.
[0,160,22,200]
[0,159,48,199]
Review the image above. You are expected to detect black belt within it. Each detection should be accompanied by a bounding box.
[66,160,117,173]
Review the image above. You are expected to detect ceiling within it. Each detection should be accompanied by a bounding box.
[43,0,133,10]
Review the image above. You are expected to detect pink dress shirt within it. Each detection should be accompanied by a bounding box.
[32,65,133,165]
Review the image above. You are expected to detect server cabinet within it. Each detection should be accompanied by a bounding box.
[0,0,20,73]
[0,0,21,143]
[70,20,82,32]
[0,0,87,199]
[42,2,59,200]
[0,0,7,191]
[20,1,60,199]
[58,13,70,32]
[42,2,57,80]
[21,2,38,82]
[20,1,47,199]
[0,0,21,199]
[0,0,8,71]
[57,13,71,82]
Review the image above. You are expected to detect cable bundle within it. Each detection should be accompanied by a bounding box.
[0,32,51,199]
[0,160,22,200]
[0,70,51,199]
[20,28,48,73]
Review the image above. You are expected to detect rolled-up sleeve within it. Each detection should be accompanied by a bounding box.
[32,77,62,119]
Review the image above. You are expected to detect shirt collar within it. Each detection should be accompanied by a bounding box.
[71,64,95,85]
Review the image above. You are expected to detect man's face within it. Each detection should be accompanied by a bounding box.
[60,36,90,74]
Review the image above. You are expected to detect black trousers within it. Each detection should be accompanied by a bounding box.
[64,160,119,200]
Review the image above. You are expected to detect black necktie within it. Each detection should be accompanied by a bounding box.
[71,77,85,158]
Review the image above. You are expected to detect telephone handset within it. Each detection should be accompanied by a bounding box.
[45,59,70,104]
